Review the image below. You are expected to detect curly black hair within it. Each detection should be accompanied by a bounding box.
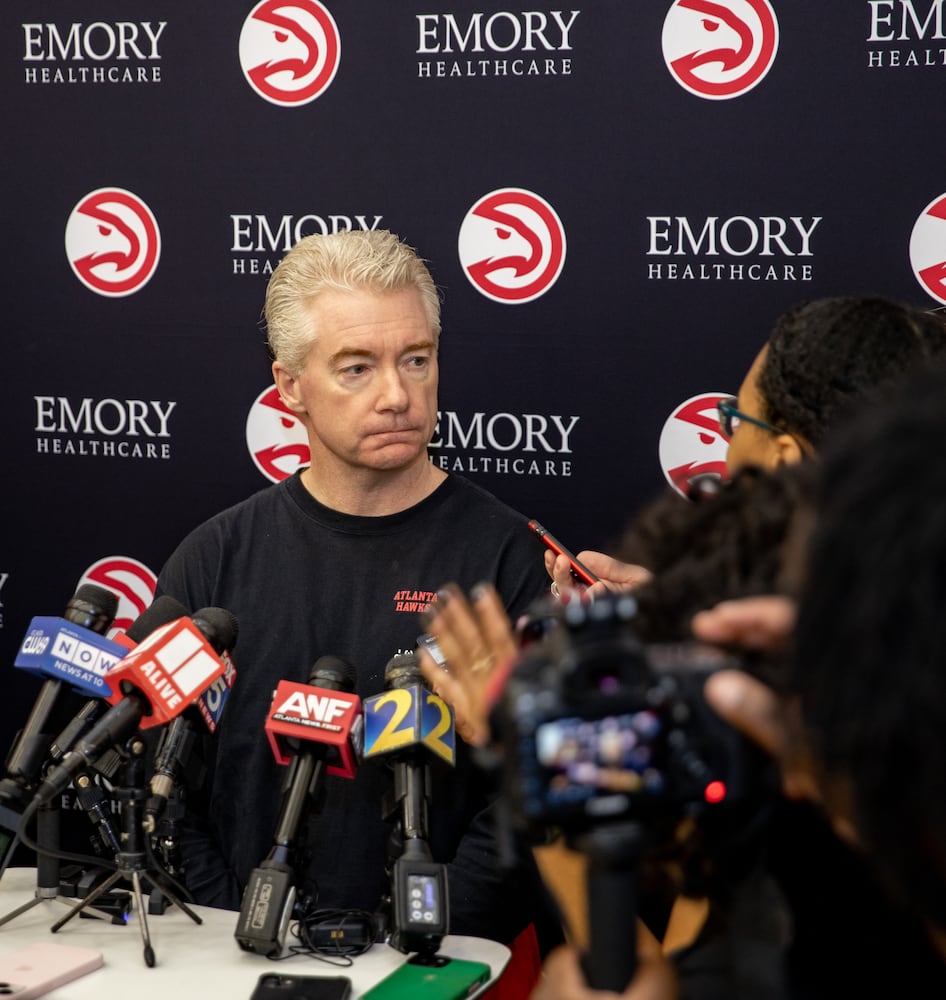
[757,297,946,447]
[617,462,816,688]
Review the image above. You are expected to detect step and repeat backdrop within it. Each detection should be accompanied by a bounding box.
[2,1,945,726]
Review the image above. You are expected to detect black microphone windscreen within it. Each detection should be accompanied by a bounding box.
[384,651,424,689]
[308,655,356,691]
[125,595,190,643]
[191,607,239,654]
[65,583,119,634]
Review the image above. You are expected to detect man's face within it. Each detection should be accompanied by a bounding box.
[725,346,780,475]
[274,286,439,476]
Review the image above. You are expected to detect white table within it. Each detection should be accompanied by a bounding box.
[0,868,509,997]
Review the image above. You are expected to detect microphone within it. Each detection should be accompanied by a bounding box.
[147,607,239,818]
[362,652,455,956]
[235,656,361,957]
[47,595,192,766]
[36,596,194,865]
[32,614,231,807]
[0,584,124,882]
[3,584,122,799]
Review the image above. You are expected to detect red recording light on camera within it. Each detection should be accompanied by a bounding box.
[704,780,727,804]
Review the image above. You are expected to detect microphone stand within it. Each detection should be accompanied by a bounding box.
[147,784,187,915]
[382,751,448,961]
[48,735,203,968]
[0,794,116,928]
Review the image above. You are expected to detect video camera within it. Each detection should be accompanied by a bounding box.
[488,592,778,845]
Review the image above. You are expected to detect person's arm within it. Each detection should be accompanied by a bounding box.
[531,929,678,1000]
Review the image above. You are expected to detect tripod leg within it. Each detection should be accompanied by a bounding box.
[130,870,156,967]
[0,894,45,927]
[50,869,123,933]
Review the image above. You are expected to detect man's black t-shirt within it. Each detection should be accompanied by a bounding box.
[156,470,557,947]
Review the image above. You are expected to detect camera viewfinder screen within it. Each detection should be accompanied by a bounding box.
[534,711,666,805]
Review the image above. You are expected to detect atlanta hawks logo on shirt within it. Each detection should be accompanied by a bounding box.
[65,188,161,297]
[658,392,732,496]
[245,385,311,483]
[910,192,946,306]
[394,589,437,613]
[239,0,341,106]
[458,188,566,304]
[661,0,779,100]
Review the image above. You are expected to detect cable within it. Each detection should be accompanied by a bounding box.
[269,903,380,966]
[17,797,119,874]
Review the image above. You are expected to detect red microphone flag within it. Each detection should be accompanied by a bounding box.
[265,679,362,778]
[104,617,227,728]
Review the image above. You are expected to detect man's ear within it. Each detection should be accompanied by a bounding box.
[272,361,306,415]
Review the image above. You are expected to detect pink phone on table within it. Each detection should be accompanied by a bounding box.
[528,520,600,586]
[0,942,104,998]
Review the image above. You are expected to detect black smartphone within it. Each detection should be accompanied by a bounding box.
[250,973,352,1000]
[528,520,600,586]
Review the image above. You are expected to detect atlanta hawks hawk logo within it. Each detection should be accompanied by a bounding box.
[458,188,566,304]
[239,0,341,106]
[662,0,779,100]
[659,392,732,495]
[65,188,161,297]
[245,385,311,483]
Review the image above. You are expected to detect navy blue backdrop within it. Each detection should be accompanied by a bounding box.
[3,1,946,733]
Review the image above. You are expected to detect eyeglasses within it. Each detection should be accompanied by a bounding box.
[717,396,782,438]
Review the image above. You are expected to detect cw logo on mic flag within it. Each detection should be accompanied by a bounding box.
[104,617,227,728]
[363,687,456,766]
[265,680,362,778]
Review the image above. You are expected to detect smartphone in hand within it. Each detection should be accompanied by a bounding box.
[528,520,600,586]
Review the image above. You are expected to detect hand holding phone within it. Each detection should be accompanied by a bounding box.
[528,520,601,587]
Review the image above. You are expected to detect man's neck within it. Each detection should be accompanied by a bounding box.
[300,456,447,516]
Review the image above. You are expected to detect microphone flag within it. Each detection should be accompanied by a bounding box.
[103,617,228,729]
[362,687,456,766]
[15,618,129,699]
[265,680,362,778]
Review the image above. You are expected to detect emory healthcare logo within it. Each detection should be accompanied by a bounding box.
[77,556,158,636]
[662,0,779,99]
[65,188,161,297]
[246,385,311,482]
[910,193,946,305]
[658,392,731,495]
[458,188,566,303]
[239,0,341,106]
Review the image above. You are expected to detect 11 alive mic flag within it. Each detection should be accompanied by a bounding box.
[103,616,228,728]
